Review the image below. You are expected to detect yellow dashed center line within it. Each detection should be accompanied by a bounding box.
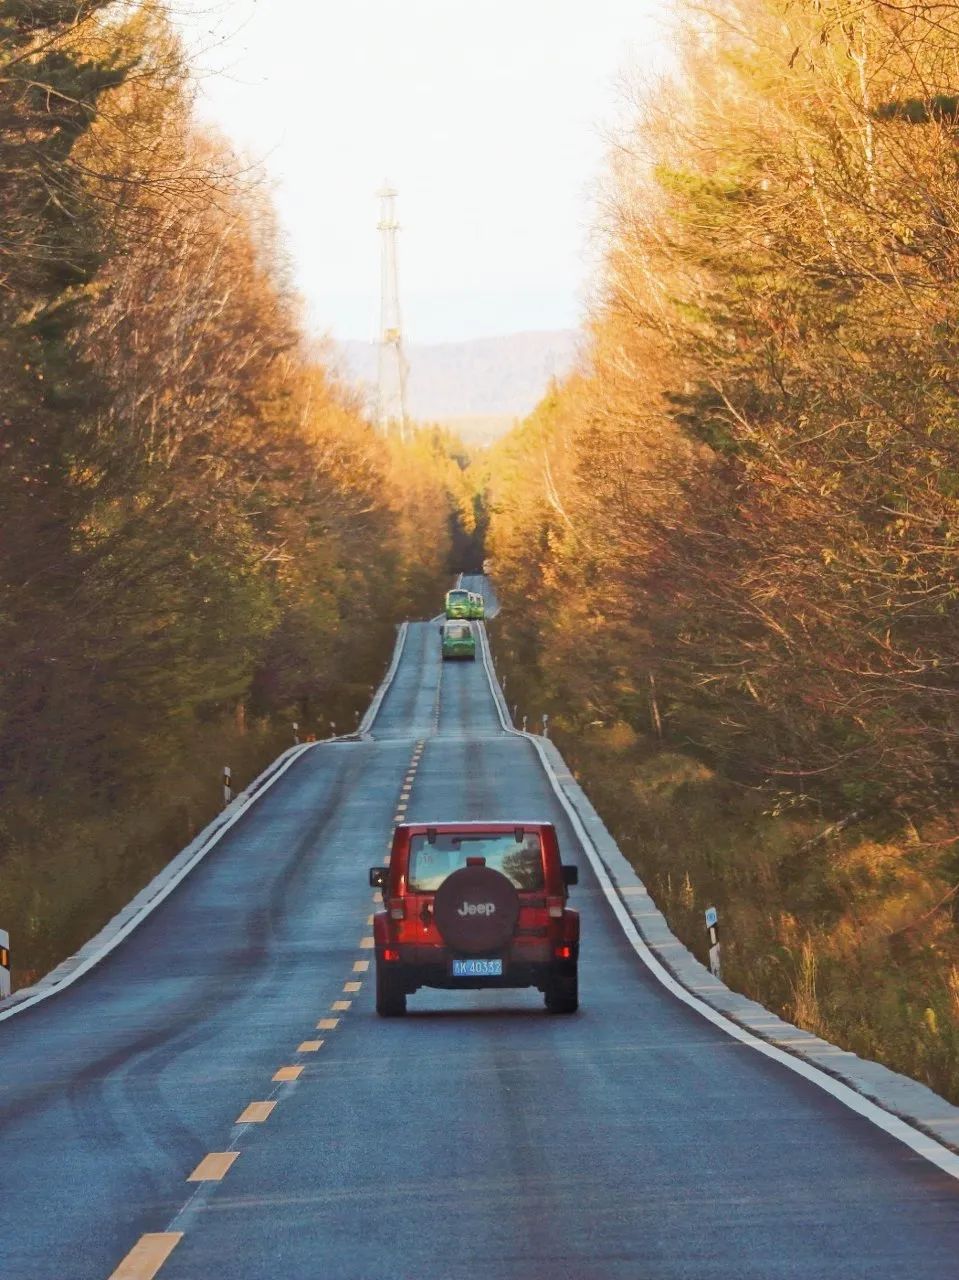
[106,742,445,1280]
[108,1233,183,1280]
[398,742,423,835]
[188,1152,239,1182]
[273,1065,303,1082]
[236,1101,275,1124]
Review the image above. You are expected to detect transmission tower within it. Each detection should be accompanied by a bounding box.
[376,183,410,439]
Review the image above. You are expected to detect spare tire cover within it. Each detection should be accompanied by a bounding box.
[433,865,520,954]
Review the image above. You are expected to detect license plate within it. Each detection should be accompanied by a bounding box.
[452,958,503,978]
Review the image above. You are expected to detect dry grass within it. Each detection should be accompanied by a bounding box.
[498,630,959,1102]
[564,722,959,1102]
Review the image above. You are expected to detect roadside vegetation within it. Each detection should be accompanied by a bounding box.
[0,5,470,983]
[485,0,959,1102]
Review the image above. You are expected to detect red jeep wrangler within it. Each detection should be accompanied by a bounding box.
[370,821,580,1016]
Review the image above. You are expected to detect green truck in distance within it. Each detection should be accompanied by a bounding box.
[440,620,476,661]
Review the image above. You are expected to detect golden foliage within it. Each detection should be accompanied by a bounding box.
[487,0,959,1098]
[0,6,459,977]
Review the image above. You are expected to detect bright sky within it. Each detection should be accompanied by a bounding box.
[171,0,669,344]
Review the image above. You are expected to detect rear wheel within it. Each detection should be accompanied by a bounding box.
[544,968,578,1014]
[376,964,407,1017]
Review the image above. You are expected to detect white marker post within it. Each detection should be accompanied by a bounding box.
[705,906,721,978]
[223,765,232,808]
[0,929,10,1000]
[522,714,528,733]
[542,713,549,739]
[293,721,299,745]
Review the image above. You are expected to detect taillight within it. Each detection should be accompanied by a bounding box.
[383,948,400,962]
[547,897,564,919]
[554,944,572,959]
[389,897,405,920]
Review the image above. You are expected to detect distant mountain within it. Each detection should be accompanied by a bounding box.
[335,330,578,442]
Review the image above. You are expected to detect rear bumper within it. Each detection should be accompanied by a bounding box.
[377,944,578,992]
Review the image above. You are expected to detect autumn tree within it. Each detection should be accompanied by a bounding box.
[0,5,458,976]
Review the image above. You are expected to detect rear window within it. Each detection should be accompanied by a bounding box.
[444,623,471,639]
[408,831,545,892]
[447,590,469,602]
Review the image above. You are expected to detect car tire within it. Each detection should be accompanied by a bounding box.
[376,964,407,1017]
[544,969,578,1014]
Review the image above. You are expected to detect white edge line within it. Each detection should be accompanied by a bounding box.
[358,622,409,736]
[0,744,317,1023]
[2,622,414,1023]
[476,620,959,1180]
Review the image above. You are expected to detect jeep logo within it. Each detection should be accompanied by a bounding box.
[456,901,496,917]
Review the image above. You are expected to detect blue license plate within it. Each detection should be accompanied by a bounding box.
[452,958,503,978]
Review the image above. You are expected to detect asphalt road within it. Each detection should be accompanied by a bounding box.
[3,581,959,1279]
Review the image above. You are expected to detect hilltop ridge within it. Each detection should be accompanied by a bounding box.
[336,330,578,441]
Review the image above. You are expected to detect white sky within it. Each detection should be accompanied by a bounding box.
[171,0,669,343]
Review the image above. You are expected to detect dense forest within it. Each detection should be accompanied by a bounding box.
[486,0,959,1099]
[0,4,468,980]
[8,0,959,1106]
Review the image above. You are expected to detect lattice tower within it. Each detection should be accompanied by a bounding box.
[376,184,410,439]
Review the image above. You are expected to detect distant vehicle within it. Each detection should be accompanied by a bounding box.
[370,821,580,1016]
[440,620,476,661]
[444,588,471,619]
[467,591,486,620]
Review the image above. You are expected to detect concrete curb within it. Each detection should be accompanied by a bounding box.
[535,734,959,1153]
[359,622,408,737]
[476,616,959,1166]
